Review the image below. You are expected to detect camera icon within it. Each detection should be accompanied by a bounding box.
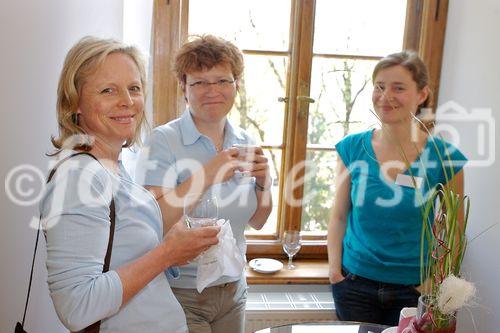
[426,101,495,167]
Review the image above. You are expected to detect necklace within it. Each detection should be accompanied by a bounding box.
[215,141,224,153]
[205,127,225,153]
[213,134,224,153]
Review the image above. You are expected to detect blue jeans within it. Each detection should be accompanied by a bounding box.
[331,268,420,326]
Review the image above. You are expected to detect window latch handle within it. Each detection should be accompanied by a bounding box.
[297,96,315,103]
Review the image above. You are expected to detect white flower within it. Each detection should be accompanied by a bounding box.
[437,274,476,314]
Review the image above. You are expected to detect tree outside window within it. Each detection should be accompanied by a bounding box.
[152,0,450,257]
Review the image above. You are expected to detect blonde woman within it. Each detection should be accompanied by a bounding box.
[40,36,219,333]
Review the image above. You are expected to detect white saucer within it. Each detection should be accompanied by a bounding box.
[381,327,398,333]
[249,258,283,274]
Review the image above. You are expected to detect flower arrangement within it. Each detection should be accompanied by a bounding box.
[410,139,475,333]
[376,111,476,333]
[377,107,476,332]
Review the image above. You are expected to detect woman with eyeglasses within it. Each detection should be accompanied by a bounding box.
[135,35,272,333]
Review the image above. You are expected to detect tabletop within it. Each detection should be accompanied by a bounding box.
[254,321,391,333]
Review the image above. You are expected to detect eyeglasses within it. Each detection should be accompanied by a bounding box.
[187,79,236,91]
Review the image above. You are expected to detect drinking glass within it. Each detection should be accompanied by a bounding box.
[184,193,218,228]
[414,295,457,333]
[282,231,301,269]
[232,144,257,184]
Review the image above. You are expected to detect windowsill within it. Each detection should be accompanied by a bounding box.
[246,259,329,285]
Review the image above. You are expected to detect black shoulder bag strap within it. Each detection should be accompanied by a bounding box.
[16,152,116,333]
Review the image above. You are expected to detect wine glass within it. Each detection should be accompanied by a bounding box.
[282,231,301,269]
[183,193,218,228]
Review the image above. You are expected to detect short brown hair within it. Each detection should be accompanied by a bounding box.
[372,50,432,110]
[51,36,148,153]
[174,35,244,85]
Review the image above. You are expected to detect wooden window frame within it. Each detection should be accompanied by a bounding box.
[151,0,449,260]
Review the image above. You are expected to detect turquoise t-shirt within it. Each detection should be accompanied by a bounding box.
[335,130,467,285]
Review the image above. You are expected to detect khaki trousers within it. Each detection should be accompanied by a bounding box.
[172,279,247,333]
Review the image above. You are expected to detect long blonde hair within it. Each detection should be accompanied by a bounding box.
[51,36,148,153]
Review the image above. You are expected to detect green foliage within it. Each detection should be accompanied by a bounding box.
[300,150,336,231]
[402,129,470,330]
[420,184,470,293]
[300,91,334,231]
[233,54,368,232]
[301,60,368,232]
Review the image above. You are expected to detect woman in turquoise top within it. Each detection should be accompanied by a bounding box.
[41,36,219,332]
[327,51,467,326]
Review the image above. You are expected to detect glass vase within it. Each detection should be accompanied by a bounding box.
[411,295,457,333]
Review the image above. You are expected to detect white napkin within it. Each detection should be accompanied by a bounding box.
[196,219,246,293]
[397,307,417,333]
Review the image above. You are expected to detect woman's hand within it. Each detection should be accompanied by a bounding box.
[414,278,432,294]
[161,220,220,266]
[329,267,345,284]
[203,147,240,185]
[115,220,219,307]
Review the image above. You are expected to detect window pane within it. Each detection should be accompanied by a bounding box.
[245,148,282,236]
[313,0,407,56]
[188,0,291,51]
[228,55,288,236]
[302,0,407,232]
[187,2,290,238]
[308,57,379,146]
[229,54,287,147]
[301,58,379,233]
[301,150,337,233]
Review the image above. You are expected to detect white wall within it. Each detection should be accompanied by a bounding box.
[123,0,153,52]
[121,0,154,176]
[0,1,123,332]
[439,0,500,332]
